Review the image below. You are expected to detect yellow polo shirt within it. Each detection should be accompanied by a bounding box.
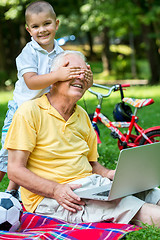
[4,94,98,213]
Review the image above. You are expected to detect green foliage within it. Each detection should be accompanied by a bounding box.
[125,223,160,239]
[1,0,160,85]
[89,57,150,81]
[80,0,141,36]
[0,0,26,20]
[0,174,9,191]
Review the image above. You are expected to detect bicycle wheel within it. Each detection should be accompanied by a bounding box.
[139,130,160,145]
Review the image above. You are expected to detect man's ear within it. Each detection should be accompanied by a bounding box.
[50,84,54,91]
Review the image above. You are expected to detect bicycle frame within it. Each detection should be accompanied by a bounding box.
[89,83,160,149]
[92,105,159,148]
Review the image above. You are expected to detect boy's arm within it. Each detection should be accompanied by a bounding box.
[23,64,85,90]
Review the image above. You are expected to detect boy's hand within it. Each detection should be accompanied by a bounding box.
[84,65,93,88]
[52,61,85,82]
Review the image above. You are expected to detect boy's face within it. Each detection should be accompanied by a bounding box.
[26,11,59,52]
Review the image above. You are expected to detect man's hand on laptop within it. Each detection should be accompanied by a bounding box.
[107,169,116,181]
[53,183,85,212]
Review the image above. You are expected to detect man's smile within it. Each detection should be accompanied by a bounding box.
[71,84,83,89]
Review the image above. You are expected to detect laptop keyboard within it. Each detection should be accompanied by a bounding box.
[93,190,110,197]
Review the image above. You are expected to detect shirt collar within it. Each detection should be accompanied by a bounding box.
[31,37,58,54]
[36,94,79,123]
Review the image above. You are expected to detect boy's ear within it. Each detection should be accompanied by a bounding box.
[25,24,32,36]
[56,19,59,31]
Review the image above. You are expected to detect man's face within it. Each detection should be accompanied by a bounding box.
[54,54,89,101]
[26,11,59,52]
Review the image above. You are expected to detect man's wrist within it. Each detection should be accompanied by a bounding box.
[52,182,60,198]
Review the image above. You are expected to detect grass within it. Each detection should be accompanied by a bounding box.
[125,223,160,239]
[1,85,160,238]
[0,90,13,191]
[79,85,160,168]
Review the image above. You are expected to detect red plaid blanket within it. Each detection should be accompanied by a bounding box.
[0,211,139,240]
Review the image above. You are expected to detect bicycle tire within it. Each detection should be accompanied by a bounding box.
[139,129,160,145]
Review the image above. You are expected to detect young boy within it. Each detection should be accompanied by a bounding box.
[0,1,93,199]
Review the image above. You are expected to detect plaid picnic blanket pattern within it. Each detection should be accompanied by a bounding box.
[0,211,139,240]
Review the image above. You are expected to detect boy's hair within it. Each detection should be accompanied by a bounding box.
[25,1,56,25]
[51,51,87,71]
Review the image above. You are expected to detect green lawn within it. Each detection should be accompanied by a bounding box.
[1,85,160,238]
[80,84,160,239]
[79,84,160,169]
[0,90,13,191]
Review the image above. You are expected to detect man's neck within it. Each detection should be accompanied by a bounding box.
[46,93,76,121]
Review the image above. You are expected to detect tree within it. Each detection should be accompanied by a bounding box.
[80,0,160,83]
[1,0,160,86]
[133,0,160,84]
[80,0,140,76]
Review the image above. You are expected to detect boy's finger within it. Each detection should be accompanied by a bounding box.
[63,61,69,67]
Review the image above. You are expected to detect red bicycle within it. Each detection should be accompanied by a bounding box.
[88,83,160,150]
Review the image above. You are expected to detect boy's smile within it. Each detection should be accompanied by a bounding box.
[26,11,59,52]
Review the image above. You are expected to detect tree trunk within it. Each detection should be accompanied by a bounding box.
[20,23,27,49]
[0,22,8,86]
[101,26,111,74]
[142,23,160,84]
[86,31,95,59]
[0,23,6,71]
[129,31,137,79]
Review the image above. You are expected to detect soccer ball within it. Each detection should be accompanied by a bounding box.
[0,192,22,231]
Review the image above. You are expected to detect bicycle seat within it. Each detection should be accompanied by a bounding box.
[122,97,154,108]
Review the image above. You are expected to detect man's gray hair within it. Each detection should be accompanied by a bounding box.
[51,50,86,71]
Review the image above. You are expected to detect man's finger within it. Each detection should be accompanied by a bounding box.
[62,203,77,212]
[62,199,83,212]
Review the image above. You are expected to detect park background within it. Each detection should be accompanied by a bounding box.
[0,0,160,238]
[0,0,160,87]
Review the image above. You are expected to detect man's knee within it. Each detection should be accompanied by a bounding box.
[132,203,160,227]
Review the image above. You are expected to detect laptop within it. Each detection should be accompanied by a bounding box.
[74,142,160,201]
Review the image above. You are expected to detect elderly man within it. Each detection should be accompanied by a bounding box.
[4,51,160,226]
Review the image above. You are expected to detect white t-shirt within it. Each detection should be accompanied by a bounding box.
[13,37,63,106]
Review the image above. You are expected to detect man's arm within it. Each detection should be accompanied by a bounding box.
[90,161,115,180]
[8,149,85,212]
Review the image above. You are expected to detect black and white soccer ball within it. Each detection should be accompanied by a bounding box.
[0,192,22,231]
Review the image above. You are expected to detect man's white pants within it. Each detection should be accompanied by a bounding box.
[35,174,160,223]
